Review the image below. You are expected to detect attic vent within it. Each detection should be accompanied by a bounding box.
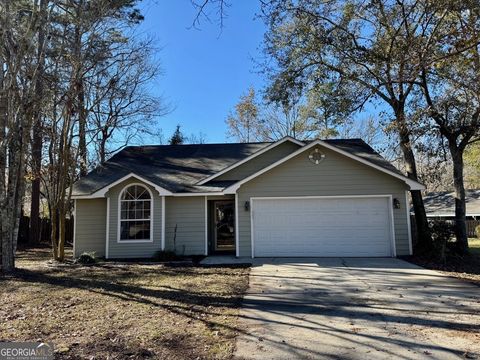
[308,148,325,165]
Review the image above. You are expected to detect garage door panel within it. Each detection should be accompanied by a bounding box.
[252,197,392,257]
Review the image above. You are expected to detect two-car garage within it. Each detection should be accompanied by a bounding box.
[251,196,395,257]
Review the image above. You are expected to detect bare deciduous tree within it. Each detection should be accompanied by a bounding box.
[87,37,167,164]
[0,0,47,271]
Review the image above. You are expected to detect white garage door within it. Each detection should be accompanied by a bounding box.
[252,197,393,257]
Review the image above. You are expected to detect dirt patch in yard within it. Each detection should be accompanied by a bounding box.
[407,239,480,286]
[0,248,250,359]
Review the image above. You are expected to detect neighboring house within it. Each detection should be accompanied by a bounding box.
[72,137,423,259]
[422,189,480,237]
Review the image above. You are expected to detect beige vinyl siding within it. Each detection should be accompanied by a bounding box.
[237,144,410,257]
[74,199,107,258]
[165,196,206,255]
[107,178,163,258]
[215,141,301,181]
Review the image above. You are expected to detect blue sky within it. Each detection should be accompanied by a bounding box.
[138,1,267,143]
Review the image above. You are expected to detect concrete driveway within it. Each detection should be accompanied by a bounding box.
[234,258,480,360]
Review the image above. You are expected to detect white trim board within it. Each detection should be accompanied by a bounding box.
[73,191,226,199]
[249,195,396,258]
[426,213,480,217]
[72,173,172,199]
[235,193,239,258]
[388,195,397,257]
[105,197,110,259]
[250,198,255,258]
[73,199,77,257]
[405,191,413,256]
[161,196,166,251]
[196,137,304,185]
[224,139,424,193]
[172,192,224,197]
[204,196,208,256]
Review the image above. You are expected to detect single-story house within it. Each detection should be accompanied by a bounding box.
[421,189,480,237]
[422,189,480,219]
[72,137,424,259]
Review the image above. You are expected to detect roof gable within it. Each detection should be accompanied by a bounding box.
[74,173,173,199]
[197,137,304,185]
[205,138,302,183]
[223,139,424,193]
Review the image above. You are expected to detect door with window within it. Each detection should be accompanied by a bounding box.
[214,201,235,252]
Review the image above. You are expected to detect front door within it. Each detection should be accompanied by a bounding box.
[214,201,235,252]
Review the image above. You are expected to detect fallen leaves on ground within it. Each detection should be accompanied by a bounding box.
[0,248,250,360]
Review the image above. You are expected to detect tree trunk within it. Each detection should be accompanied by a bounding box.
[395,107,432,253]
[74,2,88,176]
[100,133,107,164]
[58,208,66,262]
[449,145,469,254]
[51,206,59,260]
[13,122,28,255]
[0,60,6,269]
[29,174,41,244]
[1,221,15,272]
[2,132,23,272]
[78,82,88,176]
[29,0,47,245]
[1,81,23,273]
[30,119,42,246]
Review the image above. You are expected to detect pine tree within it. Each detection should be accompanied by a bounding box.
[169,125,185,145]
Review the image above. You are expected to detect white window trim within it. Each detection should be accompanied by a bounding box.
[224,140,425,193]
[196,137,305,185]
[249,195,396,258]
[117,183,154,244]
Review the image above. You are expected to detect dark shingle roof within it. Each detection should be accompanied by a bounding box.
[72,138,404,196]
[322,138,403,176]
[73,142,270,195]
[421,189,480,216]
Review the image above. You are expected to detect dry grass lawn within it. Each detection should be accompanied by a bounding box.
[0,248,250,359]
[469,238,480,255]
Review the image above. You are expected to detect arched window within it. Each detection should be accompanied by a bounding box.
[119,184,152,242]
